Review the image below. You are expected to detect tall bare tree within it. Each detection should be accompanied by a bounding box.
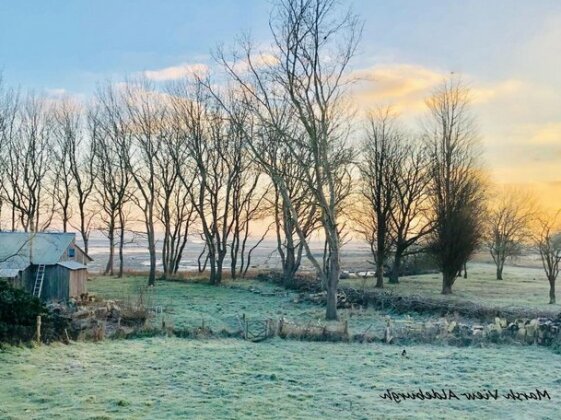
[170,80,234,284]
[0,77,19,231]
[67,105,97,253]
[2,94,55,232]
[92,84,133,277]
[388,137,432,284]
[52,103,75,232]
[231,98,320,285]
[356,109,402,289]
[122,79,167,286]
[217,0,360,319]
[486,187,536,280]
[156,110,196,280]
[425,77,486,294]
[535,213,561,304]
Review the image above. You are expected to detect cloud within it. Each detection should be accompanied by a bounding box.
[45,88,68,98]
[349,63,524,119]
[470,79,523,104]
[350,64,443,114]
[530,123,561,145]
[230,52,279,73]
[144,63,208,81]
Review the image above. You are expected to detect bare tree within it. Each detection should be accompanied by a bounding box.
[2,94,55,232]
[270,143,319,285]
[231,98,320,285]
[51,104,74,232]
[169,80,234,284]
[72,108,97,253]
[122,79,167,286]
[356,109,402,289]
[156,110,197,280]
[228,151,268,280]
[424,77,486,295]
[535,213,561,304]
[0,77,19,231]
[217,0,360,319]
[92,84,133,277]
[486,187,536,280]
[388,137,432,284]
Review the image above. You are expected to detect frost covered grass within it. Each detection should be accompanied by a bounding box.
[0,338,560,419]
[341,263,561,316]
[2,274,560,419]
[87,276,422,336]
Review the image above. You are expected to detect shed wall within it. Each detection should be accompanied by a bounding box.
[68,269,87,298]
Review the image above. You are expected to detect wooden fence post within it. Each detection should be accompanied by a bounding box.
[36,315,41,345]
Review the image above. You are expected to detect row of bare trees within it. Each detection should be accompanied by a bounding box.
[0,77,271,287]
[354,77,560,305]
[354,78,485,295]
[2,0,560,316]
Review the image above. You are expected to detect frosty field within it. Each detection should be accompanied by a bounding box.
[87,276,428,335]
[1,276,561,419]
[0,338,559,419]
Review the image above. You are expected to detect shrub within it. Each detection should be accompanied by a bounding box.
[0,280,47,344]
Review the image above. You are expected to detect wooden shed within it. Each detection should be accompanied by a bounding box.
[0,232,92,302]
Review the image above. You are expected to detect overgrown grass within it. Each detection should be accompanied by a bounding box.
[0,338,559,419]
[341,263,561,316]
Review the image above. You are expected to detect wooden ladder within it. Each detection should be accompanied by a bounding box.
[32,264,46,298]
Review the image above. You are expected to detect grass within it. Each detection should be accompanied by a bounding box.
[341,262,561,316]
[2,269,560,419]
[0,338,560,419]
[87,275,425,336]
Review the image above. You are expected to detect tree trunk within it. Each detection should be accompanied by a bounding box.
[496,265,503,280]
[209,257,217,285]
[463,262,467,279]
[104,231,115,276]
[388,254,401,284]
[441,272,455,294]
[147,229,156,287]
[325,248,340,320]
[375,267,384,288]
[549,277,556,304]
[118,239,125,278]
[326,281,338,320]
[216,257,223,284]
[283,252,296,287]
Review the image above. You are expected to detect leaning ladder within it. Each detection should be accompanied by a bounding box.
[32,264,46,298]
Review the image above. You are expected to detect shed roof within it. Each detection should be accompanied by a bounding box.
[0,268,24,278]
[0,232,75,270]
[57,261,87,271]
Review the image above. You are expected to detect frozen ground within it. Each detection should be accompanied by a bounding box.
[0,338,559,419]
[2,272,560,419]
[87,276,425,335]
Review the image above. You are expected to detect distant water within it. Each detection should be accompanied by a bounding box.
[83,232,372,274]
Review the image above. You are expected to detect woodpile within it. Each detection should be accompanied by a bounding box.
[278,318,350,342]
[45,297,152,342]
[302,289,368,308]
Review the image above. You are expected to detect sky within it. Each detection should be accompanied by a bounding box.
[1,0,561,208]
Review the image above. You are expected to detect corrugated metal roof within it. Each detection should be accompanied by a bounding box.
[57,261,87,271]
[0,268,24,278]
[0,232,75,269]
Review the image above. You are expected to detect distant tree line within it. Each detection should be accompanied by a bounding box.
[1,0,559,318]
